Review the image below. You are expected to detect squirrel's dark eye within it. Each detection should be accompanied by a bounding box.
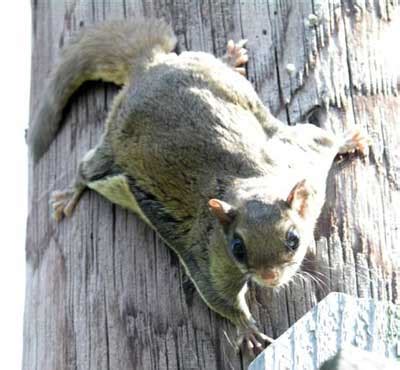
[285,228,300,251]
[230,233,247,264]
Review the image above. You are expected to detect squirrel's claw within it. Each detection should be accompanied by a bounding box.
[338,127,371,157]
[237,326,274,357]
[224,39,249,74]
[50,189,80,221]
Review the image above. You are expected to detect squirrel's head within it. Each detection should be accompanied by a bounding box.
[208,179,317,288]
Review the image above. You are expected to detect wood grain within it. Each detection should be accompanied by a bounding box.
[249,293,400,369]
[24,1,400,369]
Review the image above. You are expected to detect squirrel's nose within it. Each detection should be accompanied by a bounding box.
[260,269,279,285]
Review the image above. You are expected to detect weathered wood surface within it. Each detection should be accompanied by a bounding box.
[249,293,400,369]
[319,347,399,370]
[24,1,400,369]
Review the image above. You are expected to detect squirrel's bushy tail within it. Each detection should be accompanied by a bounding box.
[28,18,177,162]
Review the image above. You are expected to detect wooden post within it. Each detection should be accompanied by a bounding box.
[249,293,400,369]
[24,1,400,369]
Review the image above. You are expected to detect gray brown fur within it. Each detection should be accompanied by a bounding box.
[29,18,368,355]
[28,19,176,162]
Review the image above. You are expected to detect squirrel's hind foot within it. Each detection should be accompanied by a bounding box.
[50,188,84,222]
[338,128,371,157]
[223,39,248,76]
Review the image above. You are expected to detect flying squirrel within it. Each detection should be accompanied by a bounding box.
[28,18,370,356]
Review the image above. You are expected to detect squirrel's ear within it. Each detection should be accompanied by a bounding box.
[286,180,312,218]
[208,199,236,225]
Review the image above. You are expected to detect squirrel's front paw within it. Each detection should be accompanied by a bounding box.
[224,39,248,75]
[338,127,371,157]
[237,326,274,357]
[50,189,79,222]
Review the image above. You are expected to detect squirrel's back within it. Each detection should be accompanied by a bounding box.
[28,18,177,163]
